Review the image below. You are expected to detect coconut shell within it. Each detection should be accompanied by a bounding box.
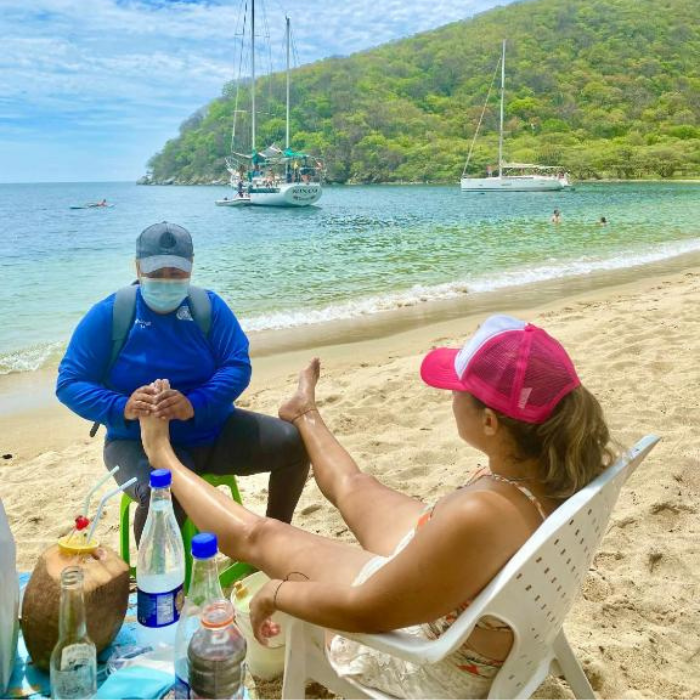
[20,544,129,671]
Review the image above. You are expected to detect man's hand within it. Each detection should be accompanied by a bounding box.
[153,387,195,421]
[124,384,158,421]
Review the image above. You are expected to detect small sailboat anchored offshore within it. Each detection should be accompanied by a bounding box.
[460,40,572,192]
[216,5,323,208]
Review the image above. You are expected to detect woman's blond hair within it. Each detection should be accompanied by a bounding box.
[475,386,616,498]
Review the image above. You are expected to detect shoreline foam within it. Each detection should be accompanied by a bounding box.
[2,245,700,378]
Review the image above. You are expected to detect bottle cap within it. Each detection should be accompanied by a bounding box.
[192,532,218,559]
[201,600,235,629]
[150,469,172,488]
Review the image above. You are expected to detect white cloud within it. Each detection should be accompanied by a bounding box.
[0,0,522,182]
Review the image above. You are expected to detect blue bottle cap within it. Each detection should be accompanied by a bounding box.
[192,532,218,559]
[150,469,172,488]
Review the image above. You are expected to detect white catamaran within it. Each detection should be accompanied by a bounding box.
[460,40,572,192]
[216,5,323,208]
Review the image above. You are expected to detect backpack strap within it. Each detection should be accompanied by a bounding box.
[89,284,212,437]
[187,286,212,337]
[89,285,139,437]
[111,285,140,369]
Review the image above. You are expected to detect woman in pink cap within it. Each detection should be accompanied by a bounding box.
[140,314,614,698]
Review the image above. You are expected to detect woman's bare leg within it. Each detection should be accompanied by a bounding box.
[141,415,372,585]
[278,359,424,556]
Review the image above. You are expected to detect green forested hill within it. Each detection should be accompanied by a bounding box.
[146,0,700,184]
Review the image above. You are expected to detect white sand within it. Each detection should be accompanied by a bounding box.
[1,268,699,698]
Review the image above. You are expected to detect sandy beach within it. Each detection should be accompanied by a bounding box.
[1,265,699,698]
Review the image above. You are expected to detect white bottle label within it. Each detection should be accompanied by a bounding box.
[52,670,94,700]
[137,583,184,627]
[60,643,93,671]
[52,644,96,698]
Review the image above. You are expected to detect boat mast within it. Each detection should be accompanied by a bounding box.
[498,39,505,178]
[285,16,290,150]
[251,0,256,155]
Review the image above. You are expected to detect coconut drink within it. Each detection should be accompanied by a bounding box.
[21,541,129,671]
[20,471,135,671]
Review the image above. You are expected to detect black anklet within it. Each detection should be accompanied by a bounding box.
[292,407,317,424]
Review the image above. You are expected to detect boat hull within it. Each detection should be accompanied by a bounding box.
[249,183,322,207]
[215,196,251,207]
[460,175,571,192]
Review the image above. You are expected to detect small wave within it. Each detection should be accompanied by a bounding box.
[241,280,471,333]
[0,342,64,375]
[241,238,700,333]
[4,238,700,373]
[467,237,700,293]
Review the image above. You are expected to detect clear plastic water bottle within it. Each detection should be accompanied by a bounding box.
[49,567,97,699]
[173,532,225,699]
[136,469,185,649]
[188,600,247,699]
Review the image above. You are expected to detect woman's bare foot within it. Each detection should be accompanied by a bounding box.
[279,358,321,423]
[139,412,171,466]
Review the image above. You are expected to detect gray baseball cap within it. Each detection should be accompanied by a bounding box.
[136,222,194,273]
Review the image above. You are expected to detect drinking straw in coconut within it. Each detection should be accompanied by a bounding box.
[86,477,137,545]
[82,465,120,517]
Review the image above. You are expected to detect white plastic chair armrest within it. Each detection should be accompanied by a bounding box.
[334,612,481,666]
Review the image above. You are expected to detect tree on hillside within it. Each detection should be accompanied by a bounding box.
[146,0,700,184]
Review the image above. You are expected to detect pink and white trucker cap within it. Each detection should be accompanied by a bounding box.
[420,314,580,424]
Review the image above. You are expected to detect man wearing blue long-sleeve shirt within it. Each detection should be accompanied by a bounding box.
[57,222,309,543]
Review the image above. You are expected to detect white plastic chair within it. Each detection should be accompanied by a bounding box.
[282,434,659,699]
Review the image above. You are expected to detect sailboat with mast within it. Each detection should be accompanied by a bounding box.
[460,40,571,192]
[216,5,323,208]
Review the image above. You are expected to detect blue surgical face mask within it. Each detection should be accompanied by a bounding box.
[140,278,190,313]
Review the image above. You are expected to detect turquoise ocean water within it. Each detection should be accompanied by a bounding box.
[1,181,699,375]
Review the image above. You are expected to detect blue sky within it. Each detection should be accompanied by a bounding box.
[1,0,522,183]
